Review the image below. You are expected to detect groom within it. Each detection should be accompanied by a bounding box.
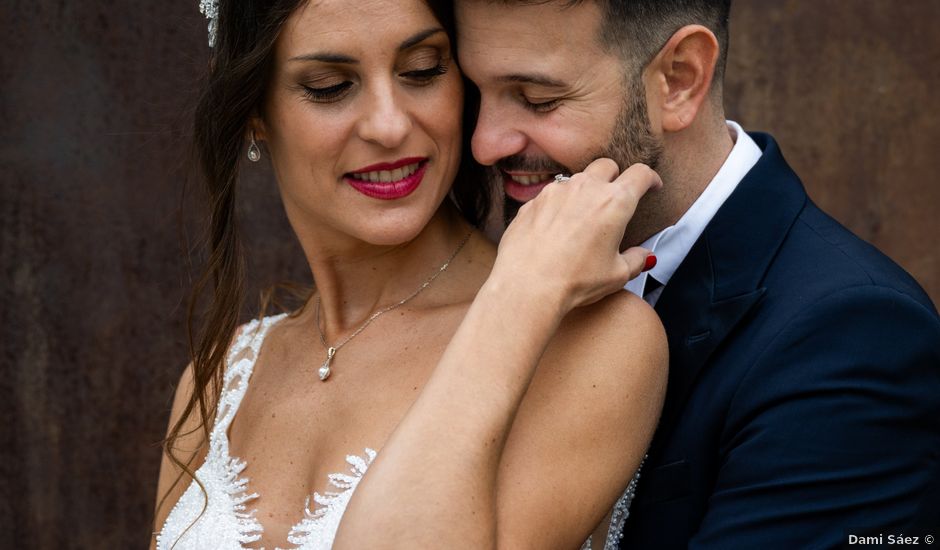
[455,0,940,547]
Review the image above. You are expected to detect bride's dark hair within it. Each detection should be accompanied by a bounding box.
[158,0,489,523]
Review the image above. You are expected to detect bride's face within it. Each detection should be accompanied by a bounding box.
[257,0,463,247]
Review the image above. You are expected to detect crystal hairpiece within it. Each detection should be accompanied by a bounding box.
[199,0,219,47]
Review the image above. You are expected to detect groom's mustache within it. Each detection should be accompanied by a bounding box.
[493,154,572,177]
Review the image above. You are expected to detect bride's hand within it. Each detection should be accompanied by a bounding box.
[490,158,663,314]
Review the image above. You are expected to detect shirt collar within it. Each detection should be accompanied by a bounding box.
[625,121,763,302]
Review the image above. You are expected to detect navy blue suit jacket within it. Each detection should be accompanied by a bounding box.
[618,133,940,549]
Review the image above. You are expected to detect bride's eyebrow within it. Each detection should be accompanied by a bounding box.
[289,52,358,64]
[287,27,444,65]
[398,27,446,51]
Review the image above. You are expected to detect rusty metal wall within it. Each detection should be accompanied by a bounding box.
[2,1,938,547]
[725,1,940,298]
[1,1,308,547]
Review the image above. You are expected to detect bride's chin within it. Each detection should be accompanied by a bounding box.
[349,200,458,248]
[350,218,433,248]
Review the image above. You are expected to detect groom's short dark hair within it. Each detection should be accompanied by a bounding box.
[490,0,732,84]
[595,0,732,82]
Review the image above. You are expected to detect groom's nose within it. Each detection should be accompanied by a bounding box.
[471,97,528,167]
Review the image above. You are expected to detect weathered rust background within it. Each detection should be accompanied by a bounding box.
[2,1,938,547]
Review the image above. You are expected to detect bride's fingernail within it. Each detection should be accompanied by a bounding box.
[643,254,657,272]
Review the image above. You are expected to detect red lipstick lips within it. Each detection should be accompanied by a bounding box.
[345,157,428,200]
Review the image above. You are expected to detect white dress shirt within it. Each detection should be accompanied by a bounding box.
[624,121,763,306]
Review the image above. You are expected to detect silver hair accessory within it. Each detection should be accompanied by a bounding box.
[554,174,571,183]
[247,131,261,162]
[199,0,219,47]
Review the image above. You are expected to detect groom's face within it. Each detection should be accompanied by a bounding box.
[456,0,662,221]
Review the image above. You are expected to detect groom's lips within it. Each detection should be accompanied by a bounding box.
[502,171,555,202]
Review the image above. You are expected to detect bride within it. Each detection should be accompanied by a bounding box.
[152,0,667,548]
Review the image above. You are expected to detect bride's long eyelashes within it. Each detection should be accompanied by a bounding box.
[298,61,448,104]
[301,82,352,102]
[400,63,449,84]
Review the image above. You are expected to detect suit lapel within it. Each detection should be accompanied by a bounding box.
[648,133,808,458]
[652,243,765,449]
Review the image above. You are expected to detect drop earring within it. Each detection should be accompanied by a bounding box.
[247,131,261,162]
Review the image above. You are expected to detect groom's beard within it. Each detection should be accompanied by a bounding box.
[497,76,663,227]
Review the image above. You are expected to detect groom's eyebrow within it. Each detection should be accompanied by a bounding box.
[497,73,567,88]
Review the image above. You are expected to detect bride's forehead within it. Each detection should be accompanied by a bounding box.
[277,0,441,54]
[287,0,437,31]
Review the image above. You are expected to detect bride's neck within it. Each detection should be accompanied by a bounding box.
[301,204,473,337]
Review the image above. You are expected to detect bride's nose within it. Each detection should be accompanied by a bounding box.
[356,80,413,149]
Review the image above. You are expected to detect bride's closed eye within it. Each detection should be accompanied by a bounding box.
[398,47,450,86]
[301,81,352,102]
[297,58,449,104]
[400,62,448,84]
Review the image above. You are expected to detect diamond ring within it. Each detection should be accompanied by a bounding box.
[554,174,571,183]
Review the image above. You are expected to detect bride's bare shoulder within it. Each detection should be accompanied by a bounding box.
[151,361,206,546]
[525,289,668,434]
[549,289,668,381]
[521,289,668,454]
[517,287,669,446]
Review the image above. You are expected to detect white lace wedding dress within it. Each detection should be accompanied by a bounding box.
[157,314,640,550]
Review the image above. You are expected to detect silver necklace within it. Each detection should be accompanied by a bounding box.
[313,231,473,381]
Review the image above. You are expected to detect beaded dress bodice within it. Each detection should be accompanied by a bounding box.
[157,314,640,550]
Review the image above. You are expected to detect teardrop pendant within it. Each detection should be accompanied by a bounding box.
[247,140,261,162]
[318,346,336,381]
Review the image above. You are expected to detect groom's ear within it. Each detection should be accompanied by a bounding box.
[646,24,720,133]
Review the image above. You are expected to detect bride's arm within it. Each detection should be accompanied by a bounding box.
[334,160,665,549]
[494,290,666,548]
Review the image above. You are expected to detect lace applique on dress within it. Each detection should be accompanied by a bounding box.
[157,314,281,549]
[286,448,376,547]
[157,313,384,550]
